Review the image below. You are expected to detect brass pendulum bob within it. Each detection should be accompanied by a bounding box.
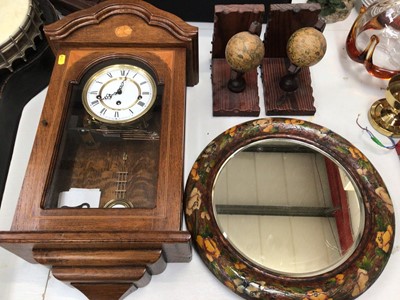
[368,74,400,137]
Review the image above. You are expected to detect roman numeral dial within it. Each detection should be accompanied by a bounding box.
[82,63,157,124]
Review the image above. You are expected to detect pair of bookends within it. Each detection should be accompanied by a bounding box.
[212,3,326,116]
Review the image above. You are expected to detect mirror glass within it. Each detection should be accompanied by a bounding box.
[213,139,364,277]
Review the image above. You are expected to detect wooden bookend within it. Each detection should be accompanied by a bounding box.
[211,4,264,116]
[262,3,321,116]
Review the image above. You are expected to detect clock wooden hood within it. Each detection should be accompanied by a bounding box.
[0,1,198,299]
[44,0,199,86]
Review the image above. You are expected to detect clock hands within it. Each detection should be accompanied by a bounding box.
[116,76,128,94]
[97,77,145,105]
[96,92,116,101]
[83,64,156,124]
[97,76,128,101]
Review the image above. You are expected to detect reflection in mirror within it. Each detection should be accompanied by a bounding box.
[213,139,364,276]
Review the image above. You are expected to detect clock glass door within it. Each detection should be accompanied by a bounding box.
[43,59,162,209]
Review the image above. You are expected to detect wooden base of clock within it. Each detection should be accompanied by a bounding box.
[262,58,315,115]
[0,231,191,300]
[262,3,321,116]
[211,4,264,117]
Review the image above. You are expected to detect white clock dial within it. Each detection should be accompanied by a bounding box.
[82,63,157,124]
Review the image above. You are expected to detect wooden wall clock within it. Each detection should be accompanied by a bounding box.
[0,1,198,299]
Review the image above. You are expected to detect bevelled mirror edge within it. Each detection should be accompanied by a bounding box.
[184,117,394,300]
[211,138,366,278]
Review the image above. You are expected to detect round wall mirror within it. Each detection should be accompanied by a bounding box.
[185,118,394,299]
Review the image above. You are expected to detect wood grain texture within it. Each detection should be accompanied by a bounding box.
[262,58,315,115]
[262,4,322,116]
[212,59,260,116]
[0,230,191,298]
[10,49,187,231]
[47,133,161,209]
[211,5,264,117]
[212,4,264,59]
[263,3,321,58]
[73,282,137,300]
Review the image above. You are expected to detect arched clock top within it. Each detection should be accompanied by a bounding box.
[43,0,199,85]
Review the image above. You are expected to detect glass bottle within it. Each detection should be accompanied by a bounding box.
[346,0,400,79]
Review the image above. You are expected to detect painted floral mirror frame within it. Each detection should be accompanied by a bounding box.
[184,118,395,299]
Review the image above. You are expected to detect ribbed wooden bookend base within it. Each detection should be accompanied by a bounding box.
[262,58,315,116]
[212,59,260,116]
[262,3,322,116]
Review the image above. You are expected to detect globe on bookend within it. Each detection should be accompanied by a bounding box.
[225,21,265,93]
[280,26,327,94]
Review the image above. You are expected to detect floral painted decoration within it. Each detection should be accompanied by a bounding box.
[184,118,395,300]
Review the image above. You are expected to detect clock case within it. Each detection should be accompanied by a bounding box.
[0,1,198,299]
[47,56,164,210]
